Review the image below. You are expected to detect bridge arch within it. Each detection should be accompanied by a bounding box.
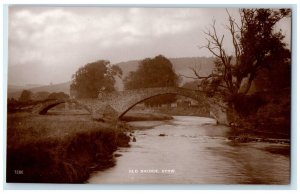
[33,87,228,125]
[33,99,91,115]
[118,92,208,119]
[93,87,210,120]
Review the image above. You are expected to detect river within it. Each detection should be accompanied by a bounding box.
[88,116,290,184]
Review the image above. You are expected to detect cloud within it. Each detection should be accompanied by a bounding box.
[9,7,205,65]
[8,7,291,85]
[8,7,209,85]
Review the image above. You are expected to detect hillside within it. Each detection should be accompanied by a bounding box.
[8,84,43,94]
[7,57,216,99]
[8,81,71,99]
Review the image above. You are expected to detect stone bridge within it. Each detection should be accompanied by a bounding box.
[33,87,228,124]
[32,99,91,115]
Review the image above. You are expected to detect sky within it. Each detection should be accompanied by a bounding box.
[8,6,292,85]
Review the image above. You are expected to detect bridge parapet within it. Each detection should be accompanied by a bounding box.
[32,99,92,115]
[32,87,229,125]
[94,87,224,122]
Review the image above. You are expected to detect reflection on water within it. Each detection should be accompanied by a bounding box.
[88,116,290,184]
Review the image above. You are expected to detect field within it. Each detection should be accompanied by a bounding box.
[6,111,131,183]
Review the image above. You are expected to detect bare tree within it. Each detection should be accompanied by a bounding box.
[189,9,291,116]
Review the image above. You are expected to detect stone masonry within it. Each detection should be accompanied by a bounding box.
[34,87,228,124]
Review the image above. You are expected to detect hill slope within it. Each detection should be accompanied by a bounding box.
[7,57,216,99]
[8,81,71,99]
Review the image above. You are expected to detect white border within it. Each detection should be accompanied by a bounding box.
[1,0,299,192]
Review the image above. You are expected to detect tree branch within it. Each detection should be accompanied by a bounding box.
[226,9,241,66]
[177,74,199,80]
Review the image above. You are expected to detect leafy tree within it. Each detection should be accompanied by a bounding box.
[71,60,122,98]
[47,92,69,100]
[124,55,179,106]
[253,59,291,92]
[7,98,17,105]
[33,91,50,101]
[191,9,291,117]
[18,90,33,102]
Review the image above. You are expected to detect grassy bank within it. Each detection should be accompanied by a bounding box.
[6,112,131,183]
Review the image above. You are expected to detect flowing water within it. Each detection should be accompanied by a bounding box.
[88,116,290,184]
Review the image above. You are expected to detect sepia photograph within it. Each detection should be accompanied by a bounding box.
[6,5,292,185]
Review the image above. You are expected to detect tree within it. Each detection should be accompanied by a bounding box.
[191,9,291,117]
[47,92,69,100]
[18,90,33,102]
[124,55,180,106]
[33,91,50,101]
[253,59,291,92]
[71,60,122,98]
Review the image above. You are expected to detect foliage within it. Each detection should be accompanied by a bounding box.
[124,55,180,106]
[8,98,18,104]
[228,93,267,117]
[18,90,33,102]
[47,92,69,100]
[193,9,291,117]
[33,91,50,101]
[71,60,122,99]
[254,60,291,92]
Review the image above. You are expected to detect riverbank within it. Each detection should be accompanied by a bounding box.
[121,112,173,122]
[6,112,131,183]
[228,135,290,144]
[126,106,210,118]
[122,109,290,145]
[121,106,211,122]
[227,119,290,144]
